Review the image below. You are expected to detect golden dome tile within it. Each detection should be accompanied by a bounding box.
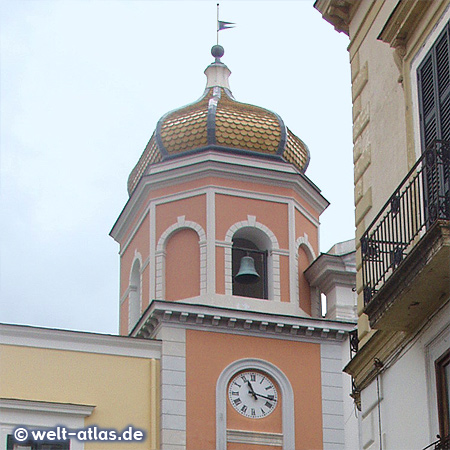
[127,59,310,195]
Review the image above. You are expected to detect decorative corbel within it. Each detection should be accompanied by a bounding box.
[393,42,407,85]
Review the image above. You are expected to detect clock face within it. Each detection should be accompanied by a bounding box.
[228,371,278,419]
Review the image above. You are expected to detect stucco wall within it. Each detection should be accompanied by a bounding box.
[0,343,160,449]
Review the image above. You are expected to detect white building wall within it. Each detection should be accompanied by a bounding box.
[360,301,450,450]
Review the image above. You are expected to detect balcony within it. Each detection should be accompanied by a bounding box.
[361,140,450,331]
[422,435,450,450]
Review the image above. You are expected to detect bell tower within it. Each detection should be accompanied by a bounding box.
[110,46,357,450]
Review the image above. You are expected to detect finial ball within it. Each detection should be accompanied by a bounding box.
[211,45,224,59]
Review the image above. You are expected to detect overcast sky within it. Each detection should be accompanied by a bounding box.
[0,0,353,334]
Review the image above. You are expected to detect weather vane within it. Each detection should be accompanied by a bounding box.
[217,3,235,45]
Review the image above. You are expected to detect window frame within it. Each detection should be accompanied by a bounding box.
[436,349,450,439]
[411,8,450,161]
[417,22,450,151]
[6,435,69,450]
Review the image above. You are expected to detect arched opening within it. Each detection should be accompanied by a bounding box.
[232,227,271,300]
[298,246,312,315]
[129,259,141,331]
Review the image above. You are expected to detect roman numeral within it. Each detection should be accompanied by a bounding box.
[251,408,256,416]
[265,385,272,390]
[267,394,274,401]
[231,391,239,396]
[234,382,241,388]
[265,401,273,409]
[241,405,248,413]
[250,373,256,381]
[234,398,242,406]
[259,376,265,384]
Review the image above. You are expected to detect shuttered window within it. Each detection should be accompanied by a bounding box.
[418,23,450,149]
[417,23,450,225]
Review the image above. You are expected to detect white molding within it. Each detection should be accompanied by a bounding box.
[0,324,161,359]
[120,286,130,305]
[296,234,318,315]
[224,218,280,301]
[214,187,320,228]
[118,186,319,258]
[157,327,187,449]
[216,358,295,450]
[110,152,327,244]
[320,343,345,449]
[207,188,216,296]
[295,235,316,262]
[134,300,354,343]
[0,399,94,450]
[118,191,207,257]
[227,429,283,446]
[128,253,143,333]
[0,399,95,417]
[156,219,207,300]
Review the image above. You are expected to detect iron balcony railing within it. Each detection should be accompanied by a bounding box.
[361,140,450,306]
[422,435,450,450]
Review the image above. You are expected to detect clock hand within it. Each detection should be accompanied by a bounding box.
[253,391,275,401]
[247,381,258,400]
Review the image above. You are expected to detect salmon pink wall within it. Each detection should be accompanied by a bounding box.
[119,298,129,335]
[155,195,206,243]
[186,330,323,450]
[279,255,290,302]
[215,194,288,249]
[295,208,319,257]
[165,228,200,301]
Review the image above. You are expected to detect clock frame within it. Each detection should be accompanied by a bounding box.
[228,370,278,419]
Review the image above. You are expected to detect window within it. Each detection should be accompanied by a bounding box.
[232,237,268,300]
[417,23,450,150]
[7,435,69,450]
[417,22,450,225]
[436,350,450,439]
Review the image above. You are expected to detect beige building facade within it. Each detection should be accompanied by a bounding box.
[0,324,161,450]
[315,1,450,449]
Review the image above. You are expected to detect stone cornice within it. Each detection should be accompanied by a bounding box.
[344,329,407,391]
[110,151,329,243]
[0,323,161,359]
[0,398,95,417]
[314,0,359,35]
[378,0,433,49]
[131,300,355,343]
[305,251,356,293]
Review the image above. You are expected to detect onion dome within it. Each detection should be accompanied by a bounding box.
[128,45,310,194]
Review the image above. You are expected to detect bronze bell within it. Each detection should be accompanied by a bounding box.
[235,255,260,284]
